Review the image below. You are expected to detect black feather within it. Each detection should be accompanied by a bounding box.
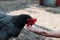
[0,13,32,40]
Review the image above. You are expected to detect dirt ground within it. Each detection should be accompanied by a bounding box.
[0,1,60,40]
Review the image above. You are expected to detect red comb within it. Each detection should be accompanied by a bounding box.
[32,18,37,25]
[27,18,37,27]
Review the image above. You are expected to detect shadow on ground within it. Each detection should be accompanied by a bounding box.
[35,5,60,14]
[45,7,60,14]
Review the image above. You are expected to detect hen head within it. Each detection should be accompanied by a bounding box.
[26,18,37,27]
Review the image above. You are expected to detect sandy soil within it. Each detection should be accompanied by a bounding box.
[0,1,60,40]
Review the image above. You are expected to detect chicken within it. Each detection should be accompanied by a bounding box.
[0,13,34,40]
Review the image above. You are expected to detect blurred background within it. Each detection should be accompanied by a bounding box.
[0,0,60,40]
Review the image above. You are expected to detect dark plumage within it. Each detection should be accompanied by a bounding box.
[0,13,32,40]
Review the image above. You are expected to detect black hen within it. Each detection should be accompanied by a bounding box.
[0,13,32,40]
